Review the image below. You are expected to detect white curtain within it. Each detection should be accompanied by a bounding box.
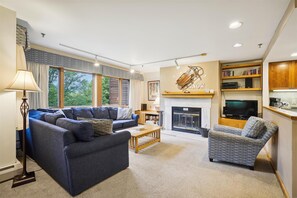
[27,62,49,109]
[129,79,142,112]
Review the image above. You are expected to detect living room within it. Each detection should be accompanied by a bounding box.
[0,0,297,198]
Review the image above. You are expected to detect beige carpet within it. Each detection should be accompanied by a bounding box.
[0,131,284,198]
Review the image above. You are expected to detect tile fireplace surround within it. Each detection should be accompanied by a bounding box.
[163,98,211,130]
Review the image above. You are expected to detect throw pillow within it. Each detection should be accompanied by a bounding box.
[56,118,94,142]
[29,110,46,121]
[44,111,65,125]
[77,117,113,136]
[242,116,265,138]
[117,107,132,120]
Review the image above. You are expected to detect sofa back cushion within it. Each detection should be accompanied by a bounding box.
[29,110,46,121]
[117,107,132,120]
[44,112,65,125]
[92,107,110,119]
[62,108,74,119]
[56,118,94,142]
[72,107,94,120]
[242,116,265,138]
[108,107,118,120]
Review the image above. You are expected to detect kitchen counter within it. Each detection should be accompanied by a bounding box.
[263,106,297,120]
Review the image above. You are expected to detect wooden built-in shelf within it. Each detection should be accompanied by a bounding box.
[221,88,262,92]
[162,91,215,98]
[222,74,261,80]
[222,63,262,70]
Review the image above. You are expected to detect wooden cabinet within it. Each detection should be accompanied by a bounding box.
[219,117,247,129]
[269,61,297,90]
[135,110,159,125]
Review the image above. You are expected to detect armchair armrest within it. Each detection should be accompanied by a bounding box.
[213,124,242,135]
[209,130,263,147]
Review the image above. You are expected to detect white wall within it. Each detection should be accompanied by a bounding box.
[0,5,21,181]
[141,71,160,110]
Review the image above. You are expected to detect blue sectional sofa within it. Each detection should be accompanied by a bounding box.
[27,108,134,196]
[37,107,139,131]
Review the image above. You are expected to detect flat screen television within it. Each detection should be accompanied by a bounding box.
[223,100,258,119]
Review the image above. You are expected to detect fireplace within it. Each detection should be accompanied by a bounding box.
[172,107,201,134]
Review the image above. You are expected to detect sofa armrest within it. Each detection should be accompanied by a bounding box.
[213,124,242,135]
[132,114,139,121]
[209,130,263,147]
[65,131,131,159]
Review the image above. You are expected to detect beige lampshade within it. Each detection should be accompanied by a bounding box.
[6,70,41,92]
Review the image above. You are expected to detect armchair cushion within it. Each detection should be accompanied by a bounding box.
[213,124,242,135]
[242,116,265,138]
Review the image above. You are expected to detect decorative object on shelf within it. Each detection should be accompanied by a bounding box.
[6,69,40,188]
[153,96,160,111]
[148,80,160,101]
[176,66,204,91]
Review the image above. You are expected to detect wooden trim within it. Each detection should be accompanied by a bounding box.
[221,88,262,92]
[119,79,123,106]
[263,106,297,120]
[222,63,262,70]
[264,148,290,198]
[96,74,102,106]
[59,68,65,108]
[162,91,214,98]
[222,74,261,80]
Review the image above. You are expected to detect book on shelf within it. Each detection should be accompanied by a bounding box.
[222,70,234,77]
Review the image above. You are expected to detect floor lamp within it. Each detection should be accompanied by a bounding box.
[6,69,40,188]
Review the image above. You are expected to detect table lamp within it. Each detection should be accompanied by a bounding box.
[6,69,40,187]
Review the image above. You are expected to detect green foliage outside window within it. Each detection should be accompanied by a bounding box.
[102,76,110,105]
[48,68,59,107]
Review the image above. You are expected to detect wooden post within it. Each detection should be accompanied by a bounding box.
[97,74,102,106]
[59,68,65,108]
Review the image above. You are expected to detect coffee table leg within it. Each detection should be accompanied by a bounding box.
[135,137,139,153]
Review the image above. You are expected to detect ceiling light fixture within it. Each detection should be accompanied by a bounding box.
[233,43,243,48]
[291,52,297,57]
[94,56,100,67]
[175,59,180,70]
[229,21,243,29]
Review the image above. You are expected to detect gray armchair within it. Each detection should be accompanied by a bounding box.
[208,118,278,170]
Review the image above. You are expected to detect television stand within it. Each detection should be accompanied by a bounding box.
[219,117,247,129]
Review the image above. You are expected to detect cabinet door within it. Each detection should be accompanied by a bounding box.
[290,61,297,88]
[269,62,291,90]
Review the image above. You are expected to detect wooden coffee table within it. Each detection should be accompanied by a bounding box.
[129,125,161,153]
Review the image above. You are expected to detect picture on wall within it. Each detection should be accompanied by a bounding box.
[148,80,160,101]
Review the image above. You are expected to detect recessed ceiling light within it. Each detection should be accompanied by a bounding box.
[291,52,297,57]
[229,21,243,29]
[233,43,243,48]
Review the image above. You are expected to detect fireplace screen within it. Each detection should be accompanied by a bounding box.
[172,107,201,133]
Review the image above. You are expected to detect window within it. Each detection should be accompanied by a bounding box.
[48,67,59,107]
[121,79,130,106]
[102,76,119,106]
[64,70,93,106]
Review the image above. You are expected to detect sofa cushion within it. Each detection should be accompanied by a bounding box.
[44,112,65,125]
[92,107,110,119]
[112,120,124,130]
[108,107,118,120]
[29,110,46,121]
[113,120,136,129]
[56,118,94,142]
[77,117,113,136]
[62,108,74,119]
[72,107,94,119]
[242,116,265,138]
[117,107,132,120]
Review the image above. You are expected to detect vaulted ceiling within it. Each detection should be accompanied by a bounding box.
[0,0,290,72]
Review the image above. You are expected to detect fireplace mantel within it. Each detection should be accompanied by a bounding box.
[162,91,214,98]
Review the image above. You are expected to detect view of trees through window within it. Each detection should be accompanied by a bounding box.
[48,67,59,107]
[64,70,93,106]
[49,68,129,107]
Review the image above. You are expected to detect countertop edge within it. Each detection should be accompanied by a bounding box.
[263,106,297,120]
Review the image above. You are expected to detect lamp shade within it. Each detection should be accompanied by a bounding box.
[6,70,41,92]
[153,96,160,105]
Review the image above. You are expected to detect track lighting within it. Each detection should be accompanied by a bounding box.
[175,59,180,70]
[130,66,135,73]
[94,55,100,67]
